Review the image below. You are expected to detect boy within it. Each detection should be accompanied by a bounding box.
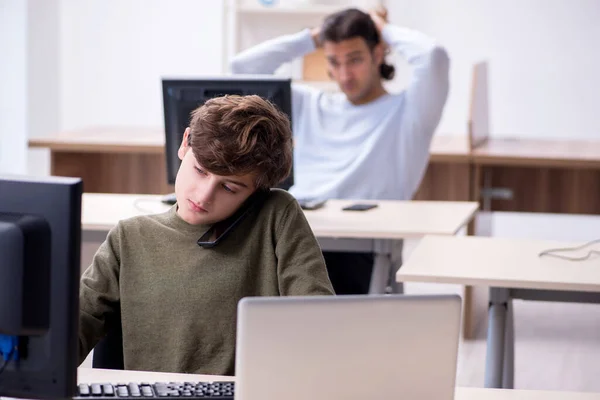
[78,95,334,375]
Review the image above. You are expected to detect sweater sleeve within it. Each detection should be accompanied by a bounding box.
[275,200,335,296]
[230,29,315,75]
[382,24,450,199]
[78,223,122,364]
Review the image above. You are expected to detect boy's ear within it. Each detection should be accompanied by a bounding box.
[178,128,191,160]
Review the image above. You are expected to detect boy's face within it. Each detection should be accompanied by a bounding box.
[175,128,257,225]
[324,37,384,104]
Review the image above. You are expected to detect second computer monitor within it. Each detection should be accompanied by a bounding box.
[0,175,82,400]
[162,76,293,190]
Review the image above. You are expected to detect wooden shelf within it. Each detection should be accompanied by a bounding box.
[296,80,339,92]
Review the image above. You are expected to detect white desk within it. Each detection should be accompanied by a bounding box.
[82,193,479,294]
[77,368,600,400]
[82,194,478,238]
[396,235,600,389]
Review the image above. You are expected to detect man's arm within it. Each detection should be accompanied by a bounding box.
[229,29,317,75]
[380,23,450,126]
[275,200,335,296]
[230,29,322,133]
[78,224,122,364]
[374,12,450,198]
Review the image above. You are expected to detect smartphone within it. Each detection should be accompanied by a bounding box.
[197,189,270,248]
[297,198,327,211]
[342,203,378,211]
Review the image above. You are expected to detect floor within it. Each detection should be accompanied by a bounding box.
[80,212,600,393]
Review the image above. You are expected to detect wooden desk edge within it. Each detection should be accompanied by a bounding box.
[451,204,480,235]
[472,154,600,169]
[77,368,600,399]
[28,139,164,154]
[82,225,471,240]
[396,272,600,294]
[429,153,472,163]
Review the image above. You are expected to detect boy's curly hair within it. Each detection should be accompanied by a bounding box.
[188,95,293,189]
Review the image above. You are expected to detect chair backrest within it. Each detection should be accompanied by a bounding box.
[468,61,490,150]
[91,309,124,370]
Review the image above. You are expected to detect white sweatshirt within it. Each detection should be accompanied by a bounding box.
[230,25,450,201]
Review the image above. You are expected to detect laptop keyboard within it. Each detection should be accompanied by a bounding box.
[74,381,235,399]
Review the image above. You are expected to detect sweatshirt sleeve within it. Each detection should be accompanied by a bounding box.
[383,24,450,199]
[78,223,122,364]
[275,200,335,296]
[230,29,316,75]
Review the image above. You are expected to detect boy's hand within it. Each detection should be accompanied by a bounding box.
[311,26,322,48]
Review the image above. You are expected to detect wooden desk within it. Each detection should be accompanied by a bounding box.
[414,135,473,203]
[29,128,472,200]
[81,193,478,297]
[473,138,600,168]
[472,138,600,214]
[82,194,478,239]
[32,128,600,212]
[77,368,600,400]
[436,136,600,339]
[396,235,600,389]
[29,127,172,194]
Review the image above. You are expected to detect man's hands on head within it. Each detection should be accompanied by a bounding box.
[311,26,322,48]
[369,4,388,33]
[311,5,388,49]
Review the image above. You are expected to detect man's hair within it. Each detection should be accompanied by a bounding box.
[188,95,293,189]
[320,8,395,80]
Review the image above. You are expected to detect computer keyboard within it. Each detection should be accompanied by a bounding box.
[74,381,235,399]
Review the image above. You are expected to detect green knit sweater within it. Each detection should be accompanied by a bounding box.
[78,189,334,375]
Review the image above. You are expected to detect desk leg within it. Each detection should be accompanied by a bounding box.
[369,252,391,294]
[502,299,515,389]
[370,239,404,295]
[484,287,510,388]
[387,239,404,295]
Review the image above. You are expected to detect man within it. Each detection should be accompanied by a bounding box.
[231,7,450,294]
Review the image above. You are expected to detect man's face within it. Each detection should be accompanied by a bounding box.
[174,128,257,225]
[323,37,384,104]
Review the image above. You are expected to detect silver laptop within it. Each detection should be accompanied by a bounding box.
[235,294,462,400]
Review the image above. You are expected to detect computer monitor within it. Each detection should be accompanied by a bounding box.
[0,175,82,399]
[162,76,294,190]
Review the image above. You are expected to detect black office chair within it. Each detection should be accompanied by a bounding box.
[92,309,124,370]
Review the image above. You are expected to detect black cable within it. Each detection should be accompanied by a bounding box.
[538,238,600,261]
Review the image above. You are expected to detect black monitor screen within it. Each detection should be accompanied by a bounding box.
[0,175,82,400]
[162,76,293,189]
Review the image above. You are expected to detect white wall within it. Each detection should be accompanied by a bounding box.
[388,0,600,139]
[21,0,224,176]
[27,0,61,176]
[59,0,224,130]
[0,0,27,174]
[13,0,600,177]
